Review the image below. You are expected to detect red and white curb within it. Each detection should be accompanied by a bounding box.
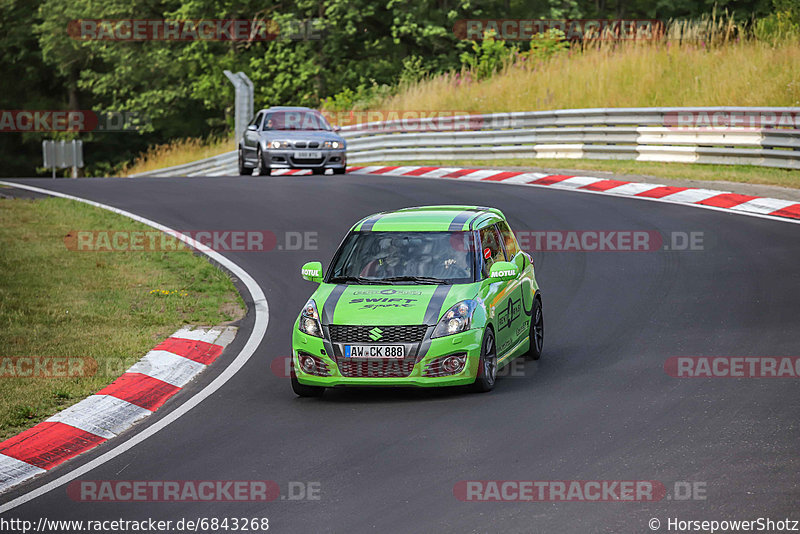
[348,165,800,222]
[0,325,236,493]
[243,165,800,223]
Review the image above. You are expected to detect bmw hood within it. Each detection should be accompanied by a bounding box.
[314,283,478,326]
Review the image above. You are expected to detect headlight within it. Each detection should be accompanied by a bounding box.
[431,300,478,338]
[269,140,290,149]
[322,140,342,149]
[298,299,322,338]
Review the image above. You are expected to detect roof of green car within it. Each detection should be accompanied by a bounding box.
[351,205,506,232]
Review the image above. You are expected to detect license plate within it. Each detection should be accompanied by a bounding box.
[294,151,321,159]
[344,345,405,359]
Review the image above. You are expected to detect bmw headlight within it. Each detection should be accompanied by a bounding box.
[322,140,342,149]
[269,140,290,149]
[298,299,322,338]
[431,300,478,338]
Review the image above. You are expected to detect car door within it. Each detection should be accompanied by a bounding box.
[496,220,529,353]
[478,224,517,361]
[243,112,263,159]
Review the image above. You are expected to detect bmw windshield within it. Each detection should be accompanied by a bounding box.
[263,111,332,131]
[327,231,476,285]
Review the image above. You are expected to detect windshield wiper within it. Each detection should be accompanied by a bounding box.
[328,276,384,285]
[382,275,450,285]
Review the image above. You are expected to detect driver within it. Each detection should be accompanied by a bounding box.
[360,238,406,278]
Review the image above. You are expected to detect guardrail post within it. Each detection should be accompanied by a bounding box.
[238,73,254,128]
[224,70,254,148]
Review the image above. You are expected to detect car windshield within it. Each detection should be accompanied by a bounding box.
[328,231,475,284]
[263,111,331,131]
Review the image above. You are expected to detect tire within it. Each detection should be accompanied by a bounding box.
[312,168,326,175]
[256,147,271,176]
[291,372,325,397]
[333,167,346,175]
[238,148,253,175]
[525,296,544,360]
[471,328,497,393]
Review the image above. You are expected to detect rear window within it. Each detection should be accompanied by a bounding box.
[497,220,520,258]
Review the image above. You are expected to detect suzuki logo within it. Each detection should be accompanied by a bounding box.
[368,327,383,341]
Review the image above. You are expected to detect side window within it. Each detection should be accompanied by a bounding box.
[249,112,261,128]
[497,221,520,258]
[479,225,505,278]
[255,112,265,129]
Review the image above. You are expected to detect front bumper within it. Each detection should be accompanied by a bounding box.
[266,149,346,170]
[291,325,483,387]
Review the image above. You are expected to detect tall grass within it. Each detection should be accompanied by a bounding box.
[376,40,800,113]
[122,136,233,177]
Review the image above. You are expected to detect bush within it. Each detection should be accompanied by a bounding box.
[459,30,517,81]
[754,10,800,45]
[526,29,570,62]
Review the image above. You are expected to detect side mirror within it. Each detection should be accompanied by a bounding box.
[247,124,258,131]
[301,261,323,283]
[488,261,518,282]
[333,125,341,132]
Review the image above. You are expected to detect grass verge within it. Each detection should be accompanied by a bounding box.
[122,136,233,177]
[0,196,245,440]
[376,41,800,111]
[371,159,800,189]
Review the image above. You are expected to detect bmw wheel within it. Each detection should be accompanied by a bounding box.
[238,148,253,175]
[257,147,271,176]
[472,328,497,392]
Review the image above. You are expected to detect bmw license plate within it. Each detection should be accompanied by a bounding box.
[294,151,322,159]
[344,345,404,359]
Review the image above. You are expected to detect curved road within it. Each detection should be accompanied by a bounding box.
[2,173,799,532]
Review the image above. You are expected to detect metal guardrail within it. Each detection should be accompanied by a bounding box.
[129,151,237,177]
[339,107,800,170]
[132,107,800,176]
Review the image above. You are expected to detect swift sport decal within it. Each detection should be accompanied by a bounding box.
[348,297,419,310]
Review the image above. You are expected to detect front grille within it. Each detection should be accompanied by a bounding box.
[294,141,307,148]
[337,359,414,378]
[329,325,428,344]
[308,141,319,148]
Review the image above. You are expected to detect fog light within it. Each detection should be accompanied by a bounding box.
[300,355,316,373]
[442,355,465,374]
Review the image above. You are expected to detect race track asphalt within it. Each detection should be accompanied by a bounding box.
[2,172,799,533]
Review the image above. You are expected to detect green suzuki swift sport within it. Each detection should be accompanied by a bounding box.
[291,205,543,396]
